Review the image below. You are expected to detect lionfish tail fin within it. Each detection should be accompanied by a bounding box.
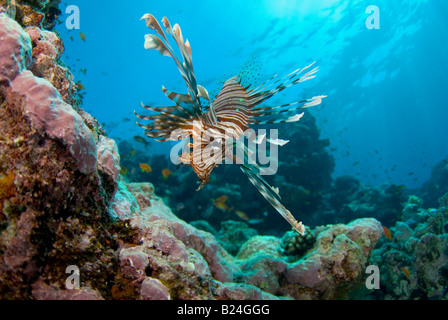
[240,164,305,235]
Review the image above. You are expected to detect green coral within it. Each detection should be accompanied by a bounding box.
[282,226,316,261]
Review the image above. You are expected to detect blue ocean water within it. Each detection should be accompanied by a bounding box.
[56,0,448,190]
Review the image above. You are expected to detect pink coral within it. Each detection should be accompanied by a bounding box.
[0,13,32,82]
[32,280,104,300]
[96,135,121,180]
[25,26,78,104]
[140,278,171,300]
[283,218,383,299]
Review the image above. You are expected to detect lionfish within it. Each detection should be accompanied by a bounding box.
[135,14,326,235]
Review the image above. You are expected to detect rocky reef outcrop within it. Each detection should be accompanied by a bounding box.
[235,218,382,299]
[0,9,122,299]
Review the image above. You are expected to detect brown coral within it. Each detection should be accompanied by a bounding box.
[15,3,43,27]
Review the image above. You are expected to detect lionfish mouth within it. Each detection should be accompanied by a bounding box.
[135,13,326,235]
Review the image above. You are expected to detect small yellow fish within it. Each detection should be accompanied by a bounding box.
[76,82,85,90]
[129,149,136,157]
[216,195,228,203]
[139,163,152,173]
[80,32,86,41]
[235,210,249,221]
[70,36,74,41]
[162,168,172,179]
[382,226,392,241]
[213,195,229,211]
[402,267,411,279]
[214,202,228,211]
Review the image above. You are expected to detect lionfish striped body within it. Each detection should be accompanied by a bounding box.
[136,14,326,235]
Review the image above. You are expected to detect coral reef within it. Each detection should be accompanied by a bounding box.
[320,175,405,227]
[282,218,382,299]
[0,10,126,299]
[1,1,81,108]
[370,194,448,299]
[10,70,97,173]
[0,12,32,83]
[282,226,316,261]
[0,15,385,296]
[114,185,383,300]
[418,158,448,209]
[0,0,62,29]
[3,1,444,301]
[232,218,382,299]
[26,26,79,106]
[216,221,258,256]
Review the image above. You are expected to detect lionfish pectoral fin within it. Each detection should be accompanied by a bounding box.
[240,164,305,235]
